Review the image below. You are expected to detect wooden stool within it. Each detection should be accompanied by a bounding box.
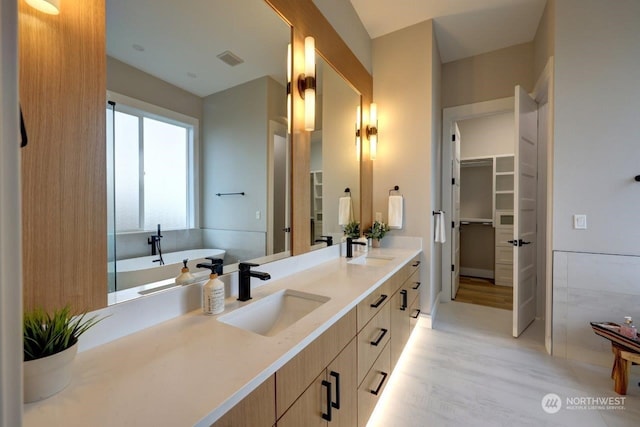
[611,344,640,395]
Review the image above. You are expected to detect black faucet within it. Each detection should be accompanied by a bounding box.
[346,237,366,258]
[238,262,271,301]
[196,258,224,275]
[147,224,164,264]
[314,235,333,247]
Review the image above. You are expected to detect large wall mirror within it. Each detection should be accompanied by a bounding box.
[310,55,361,247]
[105,0,292,294]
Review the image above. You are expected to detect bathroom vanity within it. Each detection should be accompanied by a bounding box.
[23,245,422,426]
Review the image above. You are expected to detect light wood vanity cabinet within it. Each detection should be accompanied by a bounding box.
[357,341,391,427]
[211,375,276,427]
[276,309,357,425]
[389,261,421,370]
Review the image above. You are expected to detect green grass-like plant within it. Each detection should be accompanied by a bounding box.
[23,306,103,362]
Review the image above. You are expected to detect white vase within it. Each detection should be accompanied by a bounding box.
[24,342,78,403]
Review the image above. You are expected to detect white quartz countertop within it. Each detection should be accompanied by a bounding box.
[23,247,420,426]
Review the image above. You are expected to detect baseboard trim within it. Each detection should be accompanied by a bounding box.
[460,267,494,279]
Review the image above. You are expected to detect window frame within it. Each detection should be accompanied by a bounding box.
[107,91,200,232]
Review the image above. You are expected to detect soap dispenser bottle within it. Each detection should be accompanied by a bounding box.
[197,259,225,315]
[175,259,194,285]
[621,316,638,339]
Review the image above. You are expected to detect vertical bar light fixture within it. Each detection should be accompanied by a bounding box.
[287,43,292,134]
[366,103,378,160]
[355,106,361,160]
[297,36,316,131]
[25,0,60,14]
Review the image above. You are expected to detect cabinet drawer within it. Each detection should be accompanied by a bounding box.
[495,264,513,286]
[357,341,391,427]
[357,303,390,385]
[276,309,356,418]
[212,375,275,427]
[495,227,514,247]
[357,279,392,331]
[409,297,420,332]
[495,246,513,264]
[405,270,421,307]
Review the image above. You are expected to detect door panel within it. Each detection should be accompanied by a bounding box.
[452,123,461,298]
[513,86,538,337]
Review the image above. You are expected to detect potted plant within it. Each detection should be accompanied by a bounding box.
[343,220,360,239]
[23,305,103,403]
[365,220,391,247]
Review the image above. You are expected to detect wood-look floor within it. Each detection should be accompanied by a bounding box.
[454,276,513,311]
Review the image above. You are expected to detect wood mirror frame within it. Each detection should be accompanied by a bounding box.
[19,0,372,312]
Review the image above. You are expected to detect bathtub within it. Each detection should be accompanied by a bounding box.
[113,249,226,291]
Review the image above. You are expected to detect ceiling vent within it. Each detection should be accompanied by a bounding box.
[216,50,244,67]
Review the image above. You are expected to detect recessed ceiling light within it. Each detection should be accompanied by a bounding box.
[132,44,145,52]
[187,72,197,79]
[216,50,244,67]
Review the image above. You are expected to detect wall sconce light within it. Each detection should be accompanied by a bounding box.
[287,43,292,134]
[25,0,60,14]
[297,36,316,131]
[355,106,361,160]
[366,103,378,160]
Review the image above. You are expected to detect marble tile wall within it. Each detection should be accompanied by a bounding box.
[553,251,640,367]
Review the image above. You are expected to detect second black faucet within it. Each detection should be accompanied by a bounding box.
[238,262,271,301]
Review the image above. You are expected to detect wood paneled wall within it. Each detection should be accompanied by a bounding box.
[19,0,106,312]
[266,0,374,253]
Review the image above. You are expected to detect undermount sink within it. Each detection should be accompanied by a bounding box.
[218,289,330,337]
[348,255,394,267]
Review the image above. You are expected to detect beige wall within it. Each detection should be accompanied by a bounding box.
[107,56,203,122]
[373,20,438,313]
[458,112,514,159]
[442,42,534,108]
[533,0,555,82]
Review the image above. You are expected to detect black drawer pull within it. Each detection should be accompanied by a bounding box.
[412,281,421,290]
[370,294,388,308]
[322,380,332,421]
[370,328,388,346]
[411,309,421,319]
[400,289,407,311]
[370,371,388,396]
[412,261,421,267]
[330,371,340,409]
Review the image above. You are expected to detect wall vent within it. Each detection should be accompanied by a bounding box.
[216,50,244,67]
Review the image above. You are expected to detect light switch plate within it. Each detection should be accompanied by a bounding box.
[573,214,587,229]
[256,210,261,220]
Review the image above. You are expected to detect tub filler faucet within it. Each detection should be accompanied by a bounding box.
[148,224,164,265]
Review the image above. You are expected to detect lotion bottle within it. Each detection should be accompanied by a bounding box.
[621,316,637,339]
[197,259,225,315]
[175,259,194,285]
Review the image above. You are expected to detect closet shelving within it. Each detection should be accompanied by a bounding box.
[311,170,323,239]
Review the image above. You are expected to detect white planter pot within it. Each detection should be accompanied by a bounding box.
[24,342,78,403]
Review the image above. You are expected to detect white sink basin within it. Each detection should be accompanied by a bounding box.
[218,289,330,337]
[348,255,394,267]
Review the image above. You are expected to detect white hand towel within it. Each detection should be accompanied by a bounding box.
[338,197,353,226]
[434,212,446,243]
[388,195,403,229]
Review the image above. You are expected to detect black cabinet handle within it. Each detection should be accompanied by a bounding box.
[412,281,421,290]
[412,261,421,267]
[411,309,421,319]
[321,380,332,421]
[330,371,340,410]
[370,328,388,346]
[400,290,407,311]
[370,294,388,308]
[370,371,388,396]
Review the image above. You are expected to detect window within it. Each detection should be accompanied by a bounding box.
[109,97,197,232]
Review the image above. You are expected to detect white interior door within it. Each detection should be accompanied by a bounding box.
[451,124,461,298]
[513,86,538,337]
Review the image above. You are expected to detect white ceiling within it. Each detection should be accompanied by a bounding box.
[350,0,547,63]
[106,0,290,97]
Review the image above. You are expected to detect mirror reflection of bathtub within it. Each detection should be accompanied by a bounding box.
[109,248,226,291]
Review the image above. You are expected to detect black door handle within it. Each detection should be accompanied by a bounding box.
[400,290,407,311]
[370,371,388,396]
[282,227,291,232]
[370,294,388,308]
[412,261,421,267]
[330,371,340,410]
[370,328,388,346]
[321,380,332,421]
[412,281,421,290]
[509,239,532,247]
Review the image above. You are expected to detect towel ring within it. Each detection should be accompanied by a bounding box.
[389,185,401,196]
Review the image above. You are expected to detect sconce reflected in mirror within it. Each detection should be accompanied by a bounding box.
[25,0,60,14]
[366,103,378,160]
[287,43,292,134]
[297,36,316,131]
[355,105,361,160]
